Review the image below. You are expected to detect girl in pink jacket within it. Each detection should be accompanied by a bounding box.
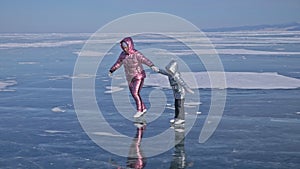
[109,37,158,118]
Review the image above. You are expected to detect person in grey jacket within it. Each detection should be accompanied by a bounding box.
[156,60,194,125]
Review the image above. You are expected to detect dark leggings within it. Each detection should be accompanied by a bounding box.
[175,99,185,120]
[129,77,146,112]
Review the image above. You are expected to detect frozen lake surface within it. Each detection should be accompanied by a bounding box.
[0,31,300,168]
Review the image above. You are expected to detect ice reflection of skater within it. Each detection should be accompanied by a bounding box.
[169,125,186,169]
[126,120,147,169]
[109,37,159,118]
[156,60,194,125]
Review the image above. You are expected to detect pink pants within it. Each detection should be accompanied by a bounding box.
[129,77,146,112]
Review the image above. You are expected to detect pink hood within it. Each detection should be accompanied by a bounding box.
[120,37,136,54]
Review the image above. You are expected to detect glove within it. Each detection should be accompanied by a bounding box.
[108,72,113,78]
[151,66,159,72]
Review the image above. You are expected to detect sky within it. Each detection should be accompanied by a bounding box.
[0,0,300,33]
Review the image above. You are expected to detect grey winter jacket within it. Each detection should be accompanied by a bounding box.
[158,60,193,99]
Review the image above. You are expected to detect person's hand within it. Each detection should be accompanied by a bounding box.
[151,66,159,72]
[108,72,113,78]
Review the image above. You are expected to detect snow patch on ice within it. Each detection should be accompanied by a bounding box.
[185,101,202,106]
[145,72,300,89]
[18,62,39,65]
[91,132,127,137]
[105,86,125,93]
[49,74,97,80]
[75,51,113,57]
[51,106,66,113]
[167,108,175,111]
[196,112,202,115]
[270,118,300,123]
[0,80,17,91]
[44,130,71,134]
[72,74,97,79]
[49,75,72,80]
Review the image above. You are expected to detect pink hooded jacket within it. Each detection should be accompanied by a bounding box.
[109,37,154,83]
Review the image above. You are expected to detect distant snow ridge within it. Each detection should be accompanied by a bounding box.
[1,31,300,55]
[0,40,85,49]
[145,72,300,89]
[154,48,300,56]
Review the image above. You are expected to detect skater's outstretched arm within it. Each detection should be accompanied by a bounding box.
[109,53,125,74]
[157,68,170,76]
